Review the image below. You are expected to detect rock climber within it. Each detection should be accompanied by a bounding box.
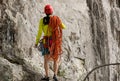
[35,4,66,81]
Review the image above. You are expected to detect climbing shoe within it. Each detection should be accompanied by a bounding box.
[53,75,58,81]
[41,77,49,81]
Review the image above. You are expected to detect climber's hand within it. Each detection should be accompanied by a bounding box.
[34,44,38,48]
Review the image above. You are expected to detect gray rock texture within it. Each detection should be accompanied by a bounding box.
[0,0,120,81]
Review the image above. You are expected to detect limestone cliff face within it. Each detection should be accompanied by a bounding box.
[86,0,120,81]
[0,0,120,81]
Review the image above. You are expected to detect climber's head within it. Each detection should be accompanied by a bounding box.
[44,4,53,15]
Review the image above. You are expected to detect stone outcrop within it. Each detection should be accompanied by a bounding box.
[0,0,120,81]
[85,0,120,81]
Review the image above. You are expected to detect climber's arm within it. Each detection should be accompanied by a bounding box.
[35,19,43,45]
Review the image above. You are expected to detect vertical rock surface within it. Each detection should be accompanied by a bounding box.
[0,0,120,81]
[85,0,120,81]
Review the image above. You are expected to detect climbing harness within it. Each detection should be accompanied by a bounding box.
[38,36,52,55]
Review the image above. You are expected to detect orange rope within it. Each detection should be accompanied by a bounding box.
[48,16,62,60]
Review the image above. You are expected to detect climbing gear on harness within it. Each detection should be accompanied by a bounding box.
[53,74,58,81]
[42,36,52,48]
[38,36,52,55]
[44,4,53,15]
[48,16,62,60]
[38,39,44,52]
[41,77,49,81]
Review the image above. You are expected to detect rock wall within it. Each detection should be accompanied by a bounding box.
[0,0,120,81]
[85,0,120,81]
